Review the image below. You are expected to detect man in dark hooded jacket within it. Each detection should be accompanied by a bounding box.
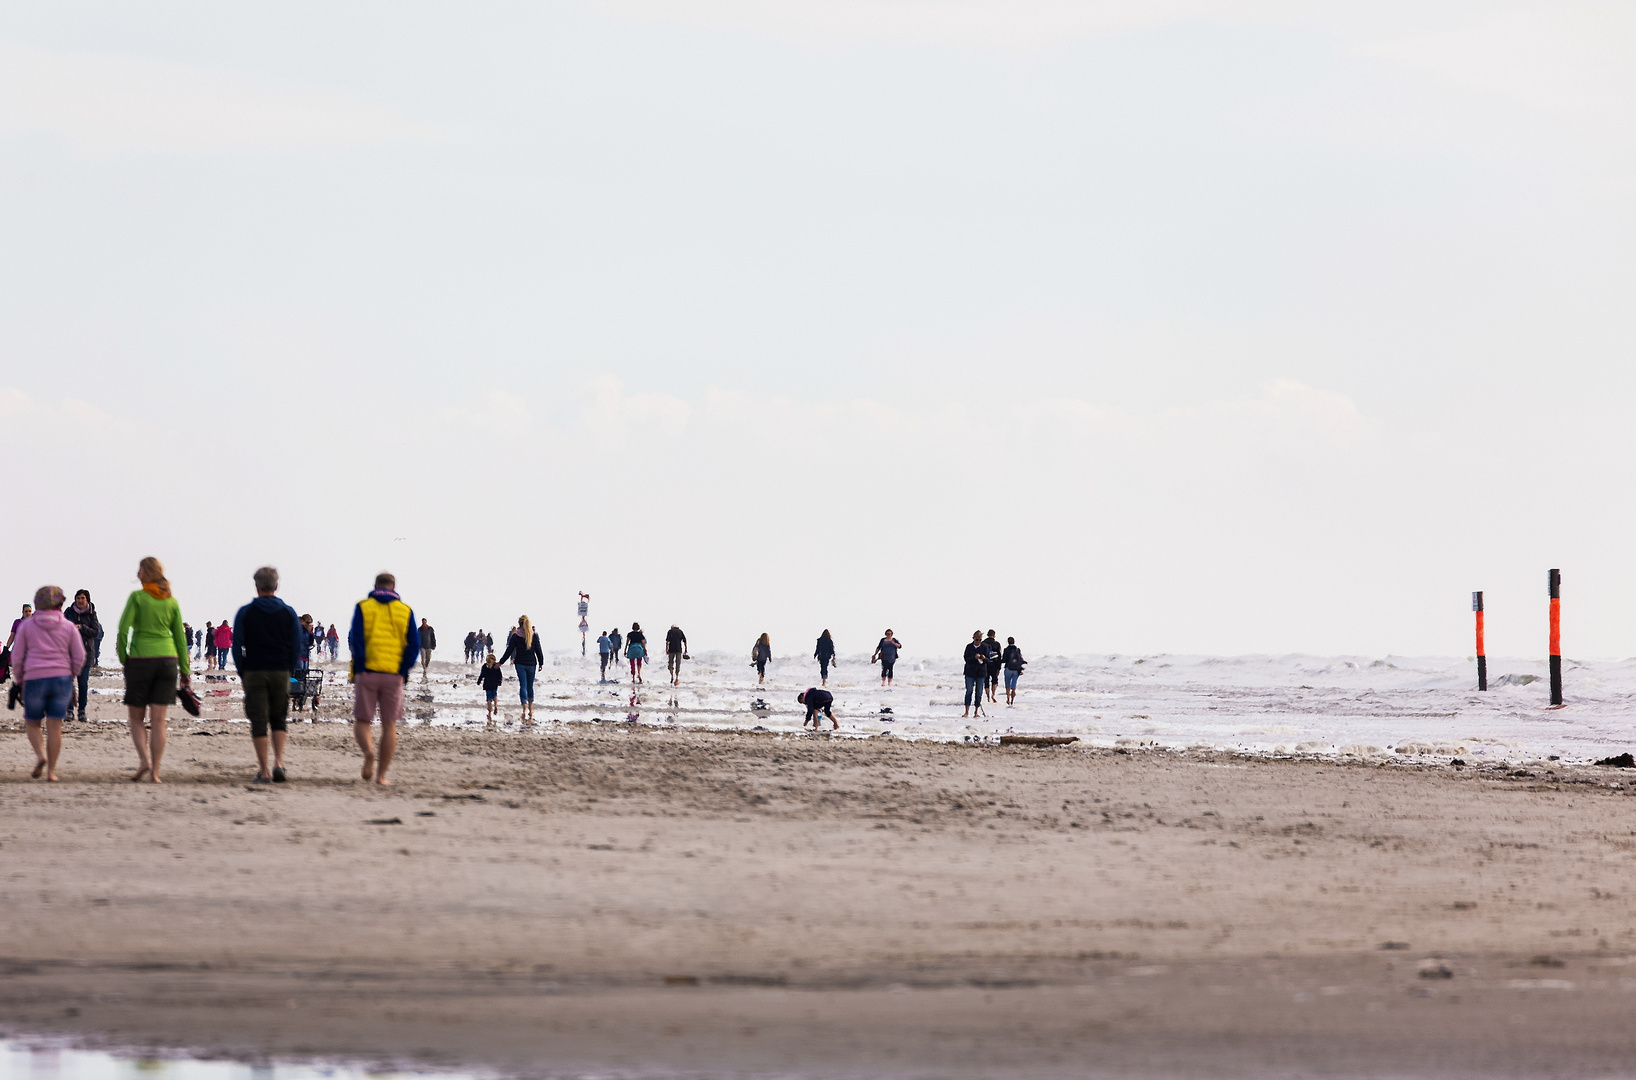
[233,566,304,783]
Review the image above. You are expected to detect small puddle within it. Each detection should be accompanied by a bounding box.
[1,1039,473,1080]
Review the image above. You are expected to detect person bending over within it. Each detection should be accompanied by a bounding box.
[798,687,837,730]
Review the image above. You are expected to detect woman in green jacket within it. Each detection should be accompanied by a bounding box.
[116,556,190,783]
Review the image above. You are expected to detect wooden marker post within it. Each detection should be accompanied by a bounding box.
[1548,569,1562,707]
[1472,591,1486,691]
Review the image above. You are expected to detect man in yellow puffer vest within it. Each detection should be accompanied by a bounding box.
[346,572,420,786]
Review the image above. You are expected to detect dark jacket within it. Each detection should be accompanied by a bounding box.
[815,636,835,661]
[983,638,1003,671]
[1003,644,1026,671]
[422,625,437,651]
[963,642,985,678]
[802,688,834,721]
[665,627,686,654]
[498,631,544,667]
[477,664,504,692]
[65,605,101,653]
[232,596,304,673]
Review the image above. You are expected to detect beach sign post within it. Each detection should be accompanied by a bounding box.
[578,592,590,656]
[1548,569,1562,707]
[1472,591,1486,691]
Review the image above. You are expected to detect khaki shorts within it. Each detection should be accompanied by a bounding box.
[242,668,290,737]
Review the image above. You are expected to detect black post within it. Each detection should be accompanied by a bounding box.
[1548,569,1562,707]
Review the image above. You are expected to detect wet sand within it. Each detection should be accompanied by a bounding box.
[4,705,1636,1077]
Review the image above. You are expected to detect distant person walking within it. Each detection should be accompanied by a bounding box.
[814,630,836,686]
[212,621,233,671]
[419,619,437,680]
[13,586,84,781]
[625,623,648,684]
[665,624,687,686]
[1001,636,1027,705]
[5,603,32,651]
[961,631,986,719]
[347,572,420,786]
[983,629,1002,704]
[116,557,190,783]
[232,567,303,784]
[298,614,315,670]
[597,630,613,681]
[463,631,477,664]
[201,622,214,667]
[871,630,902,688]
[498,616,543,721]
[798,687,837,730]
[65,590,100,722]
[477,652,503,720]
[326,623,340,661]
[752,633,772,684]
[608,627,623,676]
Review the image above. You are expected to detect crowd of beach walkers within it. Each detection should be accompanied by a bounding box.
[2,557,1028,783]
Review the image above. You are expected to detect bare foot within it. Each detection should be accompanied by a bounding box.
[149,772,164,784]
[361,756,375,781]
[374,777,394,787]
[132,765,150,783]
[32,759,46,779]
[46,773,59,782]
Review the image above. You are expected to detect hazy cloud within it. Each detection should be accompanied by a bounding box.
[585,0,1304,50]
[0,40,449,154]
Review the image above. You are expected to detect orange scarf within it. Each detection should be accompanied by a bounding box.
[143,582,172,600]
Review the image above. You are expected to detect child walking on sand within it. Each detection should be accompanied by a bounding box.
[477,653,502,721]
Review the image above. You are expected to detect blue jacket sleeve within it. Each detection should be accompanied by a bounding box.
[399,610,421,677]
[231,606,246,674]
[348,603,365,672]
[289,604,305,670]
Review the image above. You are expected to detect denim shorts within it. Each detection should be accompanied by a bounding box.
[24,676,73,722]
[1004,668,1021,690]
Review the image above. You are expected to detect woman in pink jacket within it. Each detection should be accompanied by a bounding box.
[12,585,85,781]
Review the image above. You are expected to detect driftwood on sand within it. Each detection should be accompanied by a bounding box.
[997,734,1079,747]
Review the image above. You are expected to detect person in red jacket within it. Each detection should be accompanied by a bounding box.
[212,621,233,671]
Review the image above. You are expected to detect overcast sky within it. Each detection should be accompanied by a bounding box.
[3,1,1634,661]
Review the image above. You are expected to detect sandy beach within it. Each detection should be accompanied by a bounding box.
[5,674,1636,1078]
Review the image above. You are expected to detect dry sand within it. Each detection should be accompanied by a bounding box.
[5,699,1636,1077]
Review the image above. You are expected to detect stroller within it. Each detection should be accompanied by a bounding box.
[290,667,324,715]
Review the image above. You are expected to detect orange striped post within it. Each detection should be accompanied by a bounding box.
[1548,569,1562,707]
[1472,591,1486,691]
